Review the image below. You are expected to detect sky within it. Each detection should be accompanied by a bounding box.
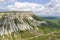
[0,0,60,17]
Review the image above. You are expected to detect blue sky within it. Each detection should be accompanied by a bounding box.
[0,0,60,17]
[0,0,51,7]
[0,0,51,11]
[17,0,50,4]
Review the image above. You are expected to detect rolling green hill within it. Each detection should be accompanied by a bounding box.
[0,11,60,40]
[50,19,60,25]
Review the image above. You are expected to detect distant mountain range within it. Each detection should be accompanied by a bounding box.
[41,16,59,20]
[33,11,60,19]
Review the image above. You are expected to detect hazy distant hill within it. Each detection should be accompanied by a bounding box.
[41,17,58,20]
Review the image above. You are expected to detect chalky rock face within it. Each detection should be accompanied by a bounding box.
[0,11,46,35]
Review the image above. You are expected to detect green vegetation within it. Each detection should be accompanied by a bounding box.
[0,12,60,40]
[32,15,44,21]
[50,19,60,25]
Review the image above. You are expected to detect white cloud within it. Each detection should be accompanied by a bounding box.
[0,0,16,4]
[45,0,60,12]
[7,0,16,4]
[0,0,4,2]
[7,2,44,11]
[0,0,60,17]
[0,0,6,3]
[36,0,60,16]
[0,0,16,11]
[0,0,60,12]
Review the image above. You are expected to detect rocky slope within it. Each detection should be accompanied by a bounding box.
[0,11,60,40]
[0,11,46,35]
